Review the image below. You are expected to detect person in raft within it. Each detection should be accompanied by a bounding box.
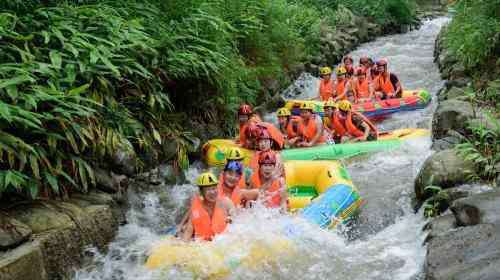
[249,127,285,178]
[332,100,378,143]
[342,55,355,78]
[318,66,334,101]
[296,102,326,147]
[236,104,262,148]
[277,107,303,148]
[359,56,375,81]
[217,160,259,208]
[373,59,403,99]
[223,146,252,187]
[179,172,236,241]
[322,99,339,142]
[351,67,374,103]
[332,66,351,102]
[249,151,288,211]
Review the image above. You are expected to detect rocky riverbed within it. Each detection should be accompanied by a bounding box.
[414,18,500,280]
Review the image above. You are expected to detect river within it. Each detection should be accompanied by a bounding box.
[74,17,449,280]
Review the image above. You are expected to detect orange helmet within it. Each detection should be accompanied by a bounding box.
[238,104,253,115]
[258,151,277,165]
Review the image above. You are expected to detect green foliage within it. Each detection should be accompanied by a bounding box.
[337,0,417,26]
[423,185,450,218]
[444,0,500,70]
[0,0,418,199]
[456,113,500,181]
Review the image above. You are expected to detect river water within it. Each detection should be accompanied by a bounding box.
[74,17,449,280]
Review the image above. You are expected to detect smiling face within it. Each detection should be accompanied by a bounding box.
[377,65,387,74]
[200,185,218,203]
[223,170,241,188]
[238,114,249,124]
[300,109,312,121]
[258,138,272,151]
[260,163,275,179]
[324,106,334,116]
[321,74,331,81]
[278,116,288,127]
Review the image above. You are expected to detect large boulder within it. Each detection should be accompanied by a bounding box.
[414,149,475,202]
[0,214,32,250]
[437,86,469,102]
[432,99,475,140]
[424,223,500,280]
[111,144,138,176]
[451,190,500,227]
[10,203,75,234]
[423,213,456,244]
[0,241,47,280]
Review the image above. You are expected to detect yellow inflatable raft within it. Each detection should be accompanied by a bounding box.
[146,161,361,277]
[145,235,295,279]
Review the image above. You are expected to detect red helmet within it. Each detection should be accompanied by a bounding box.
[356,67,367,76]
[245,122,260,138]
[257,128,272,140]
[359,56,369,65]
[258,151,277,165]
[238,104,253,115]
[376,59,388,67]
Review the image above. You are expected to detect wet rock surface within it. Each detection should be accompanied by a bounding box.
[414,149,474,202]
[0,192,123,280]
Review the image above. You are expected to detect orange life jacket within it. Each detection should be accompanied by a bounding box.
[319,78,334,101]
[250,172,283,208]
[334,79,348,100]
[323,115,334,131]
[332,111,378,140]
[375,73,401,97]
[300,116,326,143]
[239,115,262,144]
[217,175,244,206]
[354,79,371,101]
[190,196,227,241]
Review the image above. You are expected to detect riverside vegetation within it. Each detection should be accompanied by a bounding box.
[0,0,418,201]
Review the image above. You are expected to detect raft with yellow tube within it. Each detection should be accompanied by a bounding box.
[145,160,361,277]
[285,89,431,119]
[201,128,429,167]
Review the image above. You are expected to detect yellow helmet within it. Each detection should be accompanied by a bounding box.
[319,67,332,76]
[195,172,218,187]
[226,147,244,160]
[276,107,291,117]
[336,66,347,76]
[323,99,337,108]
[338,100,352,111]
[300,102,315,111]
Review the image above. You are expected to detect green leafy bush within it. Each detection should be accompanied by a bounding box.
[444,0,500,71]
[337,0,417,26]
[456,113,500,181]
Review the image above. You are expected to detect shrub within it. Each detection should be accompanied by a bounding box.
[444,0,500,71]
